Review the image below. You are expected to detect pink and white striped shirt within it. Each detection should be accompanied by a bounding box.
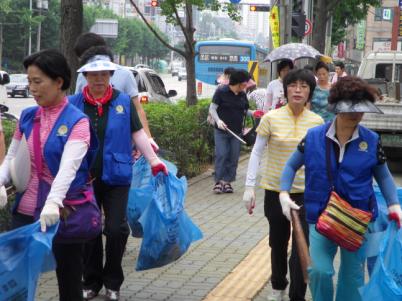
[14,98,90,216]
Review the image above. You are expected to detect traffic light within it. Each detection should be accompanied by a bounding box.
[151,0,158,7]
[291,12,306,38]
[249,5,270,12]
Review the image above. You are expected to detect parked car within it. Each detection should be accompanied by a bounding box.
[6,74,30,98]
[134,64,151,69]
[126,67,177,104]
[177,67,187,81]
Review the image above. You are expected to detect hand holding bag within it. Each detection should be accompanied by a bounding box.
[242,115,257,147]
[32,110,101,243]
[315,137,372,252]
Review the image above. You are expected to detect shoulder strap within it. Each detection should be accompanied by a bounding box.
[33,109,42,178]
[325,136,334,191]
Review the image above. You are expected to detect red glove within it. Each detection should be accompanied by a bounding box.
[252,110,264,119]
[388,204,402,228]
[151,160,168,176]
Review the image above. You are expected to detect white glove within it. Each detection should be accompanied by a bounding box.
[0,186,7,209]
[243,186,256,215]
[149,137,159,153]
[388,204,402,228]
[39,202,60,232]
[216,119,227,131]
[279,191,300,221]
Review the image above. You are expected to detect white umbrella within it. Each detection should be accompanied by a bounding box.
[264,43,323,62]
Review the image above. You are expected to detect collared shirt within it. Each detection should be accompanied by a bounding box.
[256,105,324,192]
[326,119,359,162]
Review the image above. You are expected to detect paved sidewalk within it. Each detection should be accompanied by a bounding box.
[36,155,271,301]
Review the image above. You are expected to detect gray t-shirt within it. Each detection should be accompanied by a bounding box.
[75,68,138,98]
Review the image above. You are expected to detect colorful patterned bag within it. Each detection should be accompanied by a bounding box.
[316,190,372,251]
[316,137,372,252]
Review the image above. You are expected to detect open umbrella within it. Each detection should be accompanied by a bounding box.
[264,43,323,62]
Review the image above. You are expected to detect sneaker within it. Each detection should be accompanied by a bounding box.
[267,289,285,301]
[105,289,120,301]
[83,289,98,300]
[213,182,223,194]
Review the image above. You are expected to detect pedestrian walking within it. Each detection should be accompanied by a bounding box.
[310,61,334,122]
[331,61,347,85]
[243,69,324,301]
[279,76,402,301]
[264,59,294,112]
[209,69,259,194]
[73,33,159,151]
[0,49,98,301]
[69,59,168,301]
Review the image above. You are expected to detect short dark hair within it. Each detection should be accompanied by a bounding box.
[315,61,329,72]
[283,69,316,101]
[74,32,107,58]
[229,69,250,85]
[223,67,236,76]
[23,49,71,91]
[277,59,294,75]
[328,76,375,105]
[334,61,345,69]
[80,45,114,65]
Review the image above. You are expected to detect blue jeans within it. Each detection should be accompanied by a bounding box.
[308,225,365,301]
[214,128,241,183]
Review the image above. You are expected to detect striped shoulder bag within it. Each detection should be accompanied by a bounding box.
[315,137,372,252]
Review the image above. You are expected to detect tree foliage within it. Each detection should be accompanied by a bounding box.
[312,0,380,54]
[331,0,380,46]
[128,0,242,105]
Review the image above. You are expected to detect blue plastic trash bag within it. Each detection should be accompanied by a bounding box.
[0,221,57,301]
[360,222,402,300]
[365,186,402,275]
[136,172,203,271]
[127,156,178,237]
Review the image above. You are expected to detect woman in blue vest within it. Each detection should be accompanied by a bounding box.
[279,76,402,301]
[69,60,167,301]
[0,49,98,301]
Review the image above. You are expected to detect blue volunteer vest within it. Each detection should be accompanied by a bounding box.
[68,91,133,185]
[19,103,97,192]
[303,123,379,223]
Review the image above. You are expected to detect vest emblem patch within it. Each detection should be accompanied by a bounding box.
[358,141,368,152]
[116,105,124,114]
[57,125,68,136]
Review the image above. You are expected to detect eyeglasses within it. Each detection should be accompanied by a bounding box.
[288,82,310,90]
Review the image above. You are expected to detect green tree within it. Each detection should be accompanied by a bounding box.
[128,0,241,106]
[312,0,380,54]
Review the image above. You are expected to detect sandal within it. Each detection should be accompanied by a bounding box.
[213,182,223,194]
[223,183,233,193]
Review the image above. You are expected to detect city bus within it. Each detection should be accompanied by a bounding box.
[195,39,269,97]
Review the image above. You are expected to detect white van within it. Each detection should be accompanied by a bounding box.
[357,51,402,82]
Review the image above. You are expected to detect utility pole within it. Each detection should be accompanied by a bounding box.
[28,0,32,55]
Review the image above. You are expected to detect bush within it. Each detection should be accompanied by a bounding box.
[144,99,215,178]
[0,118,17,232]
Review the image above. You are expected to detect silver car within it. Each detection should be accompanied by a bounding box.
[127,67,177,104]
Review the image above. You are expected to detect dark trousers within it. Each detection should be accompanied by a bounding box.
[12,213,84,301]
[264,190,309,301]
[83,179,130,292]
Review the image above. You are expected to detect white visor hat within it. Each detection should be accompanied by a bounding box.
[77,60,119,73]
